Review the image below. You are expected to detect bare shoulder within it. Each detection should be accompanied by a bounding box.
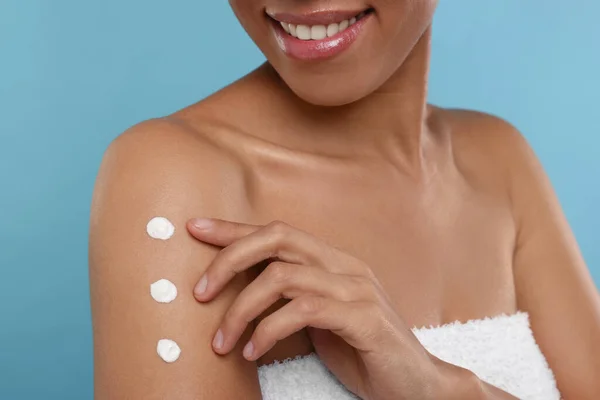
[443,108,520,134]
[436,108,542,197]
[101,116,245,187]
[90,117,261,399]
[94,115,256,218]
[438,114,600,399]
[442,108,533,163]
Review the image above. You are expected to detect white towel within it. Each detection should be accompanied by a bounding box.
[257,312,560,400]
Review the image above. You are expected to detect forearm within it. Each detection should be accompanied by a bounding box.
[435,359,518,400]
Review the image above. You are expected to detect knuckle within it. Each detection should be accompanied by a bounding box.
[256,320,274,339]
[359,261,376,278]
[334,283,355,302]
[267,220,289,236]
[345,254,375,278]
[265,262,290,283]
[266,221,292,256]
[297,296,323,315]
[353,276,379,300]
[267,220,293,242]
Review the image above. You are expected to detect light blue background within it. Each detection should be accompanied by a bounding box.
[1,1,598,398]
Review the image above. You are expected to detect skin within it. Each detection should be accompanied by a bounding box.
[89,0,600,399]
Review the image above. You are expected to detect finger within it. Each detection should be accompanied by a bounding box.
[187,218,260,247]
[241,296,383,361]
[194,220,359,300]
[212,262,372,354]
[190,219,328,266]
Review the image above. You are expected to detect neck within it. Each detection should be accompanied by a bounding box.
[260,27,433,170]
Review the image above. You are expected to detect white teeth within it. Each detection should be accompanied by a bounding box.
[339,19,349,32]
[295,24,311,40]
[280,11,367,41]
[326,23,339,37]
[311,25,327,40]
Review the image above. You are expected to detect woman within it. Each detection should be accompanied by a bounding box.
[89,1,600,399]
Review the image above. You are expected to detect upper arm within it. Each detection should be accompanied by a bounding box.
[496,120,600,398]
[89,120,261,399]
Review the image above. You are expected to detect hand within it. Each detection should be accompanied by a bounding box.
[187,218,448,400]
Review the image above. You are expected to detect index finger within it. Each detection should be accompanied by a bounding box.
[190,220,339,301]
[187,218,261,247]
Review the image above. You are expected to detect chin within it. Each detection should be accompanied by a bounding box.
[293,87,366,107]
[282,74,373,107]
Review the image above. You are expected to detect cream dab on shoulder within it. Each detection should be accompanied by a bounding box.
[150,279,178,303]
[157,339,181,363]
[146,217,175,240]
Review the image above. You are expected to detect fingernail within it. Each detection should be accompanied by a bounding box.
[194,274,208,296]
[243,341,254,360]
[213,329,224,350]
[192,218,213,230]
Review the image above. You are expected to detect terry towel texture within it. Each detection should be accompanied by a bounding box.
[257,312,560,400]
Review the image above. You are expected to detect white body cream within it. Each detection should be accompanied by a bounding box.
[146,217,175,240]
[157,339,181,363]
[150,279,178,303]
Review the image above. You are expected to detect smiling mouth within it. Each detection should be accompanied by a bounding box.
[267,8,374,41]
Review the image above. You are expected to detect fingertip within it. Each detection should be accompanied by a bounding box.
[243,341,256,361]
[193,274,209,300]
[212,329,224,351]
[188,218,214,232]
[193,290,207,302]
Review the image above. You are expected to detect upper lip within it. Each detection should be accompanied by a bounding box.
[266,8,369,25]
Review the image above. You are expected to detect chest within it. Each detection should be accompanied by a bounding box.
[243,168,517,364]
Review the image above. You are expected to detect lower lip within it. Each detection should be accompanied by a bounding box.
[270,14,372,61]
